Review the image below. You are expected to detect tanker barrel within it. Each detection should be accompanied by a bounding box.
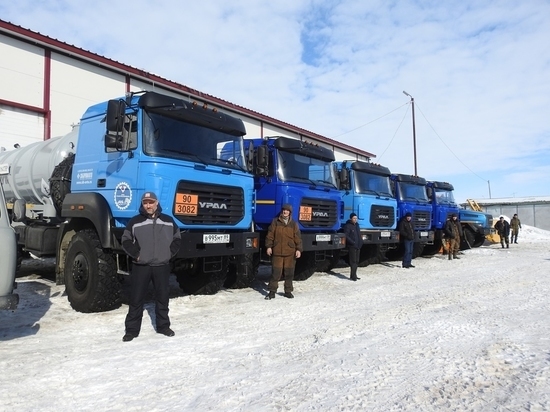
[0,126,79,215]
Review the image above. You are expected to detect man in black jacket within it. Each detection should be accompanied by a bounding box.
[494,216,510,249]
[398,212,415,268]
[121,191,181,342]
[443,214,463,260]
[344,213,363,281]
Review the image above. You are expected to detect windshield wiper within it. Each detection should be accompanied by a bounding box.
[163,148,209,165]
[315,179,337,188]
[289,175,317,186]
[213,157,247,172]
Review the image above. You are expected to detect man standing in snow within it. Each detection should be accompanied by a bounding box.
[398,212,415,268]
[344,212,363,281]
[443,214,463,260]
[121,191,181,342]
[264,204,302,300]
[494,216,510,249]
[510,213,522,244]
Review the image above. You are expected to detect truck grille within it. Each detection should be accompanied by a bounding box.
[174,180,244,225]
[369,205,395,227]
[413,211,431,230]
[299,198,337,228]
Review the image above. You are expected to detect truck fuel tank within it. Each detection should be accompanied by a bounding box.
[0,127,78,207]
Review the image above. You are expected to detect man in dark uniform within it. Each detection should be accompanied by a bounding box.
[121,191,181,342]
[398,212,415,268]
[344,212,363,281]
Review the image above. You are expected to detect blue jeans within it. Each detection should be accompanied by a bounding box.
[403,240,414,267]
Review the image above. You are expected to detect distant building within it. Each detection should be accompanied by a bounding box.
[462,197,550,231]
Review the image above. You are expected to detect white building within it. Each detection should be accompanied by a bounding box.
[467,197,550,231]
[0,19,373,161]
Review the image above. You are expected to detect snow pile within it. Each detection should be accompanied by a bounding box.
[1,226,550,411]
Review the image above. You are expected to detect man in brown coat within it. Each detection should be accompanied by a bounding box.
[265,204,303,299]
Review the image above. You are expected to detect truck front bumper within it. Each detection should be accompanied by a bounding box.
[301,233,346,252]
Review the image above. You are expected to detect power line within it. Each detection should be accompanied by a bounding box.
[414,102,489,183]
[331,102,409,139]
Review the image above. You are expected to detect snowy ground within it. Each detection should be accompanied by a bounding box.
[1,226,550,411]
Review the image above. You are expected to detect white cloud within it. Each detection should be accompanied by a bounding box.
[1,0,549,202]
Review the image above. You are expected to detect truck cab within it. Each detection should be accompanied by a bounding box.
[334,160,399,265]
[0,91,259,312]
[425,181,460,254]
[246,136,345,280]
[390,174,434,256]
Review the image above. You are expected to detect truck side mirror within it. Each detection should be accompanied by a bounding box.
[256,145,269,176]
[13,199,27,223]
[106,100,126,133]
[339,168,350,190]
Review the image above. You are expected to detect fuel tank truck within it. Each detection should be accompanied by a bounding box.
[0,91,259,313]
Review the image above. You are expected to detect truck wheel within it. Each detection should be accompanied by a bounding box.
[316,250,341,273]
[422,240,442,256]
[175,258,228,295]
[358,245,383,267]
[224,253,260,289]
[294,251,317,281]
[412,243,425,258]
[64,229,121,313]
[461,227,476,249]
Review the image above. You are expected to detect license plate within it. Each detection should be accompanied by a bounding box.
[420,231,428,237]
[316,234,331,242]
[203,234,230,244]
[380,231,391,238]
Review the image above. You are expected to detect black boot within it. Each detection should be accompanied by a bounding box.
[453,254,460,259]
[265,291,276,300]
[448,254,452,260]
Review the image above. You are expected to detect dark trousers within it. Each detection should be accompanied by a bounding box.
[269,255,295,293]
[511,230,519,243]
[500,235,509,247]
[348,247,360,280]
[125,264,171,335]
[403,240,414,266]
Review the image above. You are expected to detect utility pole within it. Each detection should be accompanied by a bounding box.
[403,91,417,175]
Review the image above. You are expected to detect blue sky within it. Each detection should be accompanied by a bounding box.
[2,0,549,203]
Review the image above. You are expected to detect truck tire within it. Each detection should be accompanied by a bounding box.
[294,251,317,281]
[50,153,74,214]
[412,243,425,258]
[224,253,260,289]
[422,240,442,256]
[358,245,384,267]
[64,229,121,313]
[461,227,476,249]
[175,258,228,295]
[316,250,341,273]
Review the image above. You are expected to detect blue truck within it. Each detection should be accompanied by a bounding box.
[334,160,399,266]
[246,136,345,280]
[389,174,434,258]
[426,181,493,250]
[0,91,259,312]
[424,181,460,254]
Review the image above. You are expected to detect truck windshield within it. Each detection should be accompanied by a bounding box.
[354,172,393,197]
[142,111,246,170]
[277,150,337,188]
[398,182,430,203]
[434,188,456,205]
